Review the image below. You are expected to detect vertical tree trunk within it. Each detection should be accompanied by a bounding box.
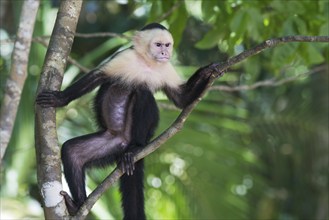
[0,0,40,160]
[34,0,83,218]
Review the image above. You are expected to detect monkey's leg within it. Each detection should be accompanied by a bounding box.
[61,130,128,215]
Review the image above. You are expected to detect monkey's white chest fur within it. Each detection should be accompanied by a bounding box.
[99,49,182,92]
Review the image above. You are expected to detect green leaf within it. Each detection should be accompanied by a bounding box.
[272,43,299,68]
[244,56,261,78]
[230,9,246,33]
[282,17,296,35]
[306,44,325,64]
[293,17,307,34]
[246,8,263,41]
[148,1,163,23]
[201,0,218,23]
[270,0,305,14]
[320,22,329,35]
[195,27,221,49]
[168,7,188,47]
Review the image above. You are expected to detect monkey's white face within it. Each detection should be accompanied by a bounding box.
[149,40,173,63]
[133,29,174,64]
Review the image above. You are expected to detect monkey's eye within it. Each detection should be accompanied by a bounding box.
[165,43,171,47]
[155,43,162,47]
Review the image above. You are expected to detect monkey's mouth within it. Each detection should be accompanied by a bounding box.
[156,57,170,62]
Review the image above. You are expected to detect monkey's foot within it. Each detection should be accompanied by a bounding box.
[119,152,135,176]
[60,191,79,216]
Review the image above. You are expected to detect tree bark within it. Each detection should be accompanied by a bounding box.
[34,0,83,219]
[0,0,40,161]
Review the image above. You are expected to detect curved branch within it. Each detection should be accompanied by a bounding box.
[74,35,329,218]
[0,0,40,161]
[212,36,329,75]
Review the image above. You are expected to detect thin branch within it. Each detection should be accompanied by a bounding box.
[74,35,329,219]
[210,64,327,92]
[75,32,130,40]
[27,31,130,41]
[1,31,129,45]
[158,102,180,111]
[33,37,90,73]
[0,0,40,161]
[156,1,183,22]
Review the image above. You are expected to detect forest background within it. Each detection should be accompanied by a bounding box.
[0,0,328,219]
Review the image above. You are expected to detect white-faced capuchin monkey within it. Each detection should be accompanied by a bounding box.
[36,23,217,219]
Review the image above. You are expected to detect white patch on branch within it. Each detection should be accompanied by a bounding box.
[41,181,63,207]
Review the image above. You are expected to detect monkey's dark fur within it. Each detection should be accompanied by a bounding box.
[36,23,214,219]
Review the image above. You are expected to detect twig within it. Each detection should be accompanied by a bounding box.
[32,32,130,40]
[74,35,329,219]
[210,65,327,92]
[158,102,179,111]
[156,1,183,22]
[75,32,130,40]
[33,37,90,73]
[0,30,130,46]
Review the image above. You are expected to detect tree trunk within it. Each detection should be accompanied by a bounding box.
[34,0,83,218]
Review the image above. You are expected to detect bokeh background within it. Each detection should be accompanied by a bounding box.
[1,0,328,219]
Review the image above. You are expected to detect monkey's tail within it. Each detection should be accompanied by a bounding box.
[120,159,146,220]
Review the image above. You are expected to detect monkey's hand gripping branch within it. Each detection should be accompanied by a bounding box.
[36,91,68,108]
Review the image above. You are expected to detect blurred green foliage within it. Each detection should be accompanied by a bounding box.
[1,0,328,219]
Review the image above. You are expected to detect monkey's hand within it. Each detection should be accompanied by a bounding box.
[118,152,135,176]
[202,63,225,78]
[36,91,68,108]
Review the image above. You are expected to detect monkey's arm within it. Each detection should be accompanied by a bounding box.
[164,64,215,109]
[36,69,107,107]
